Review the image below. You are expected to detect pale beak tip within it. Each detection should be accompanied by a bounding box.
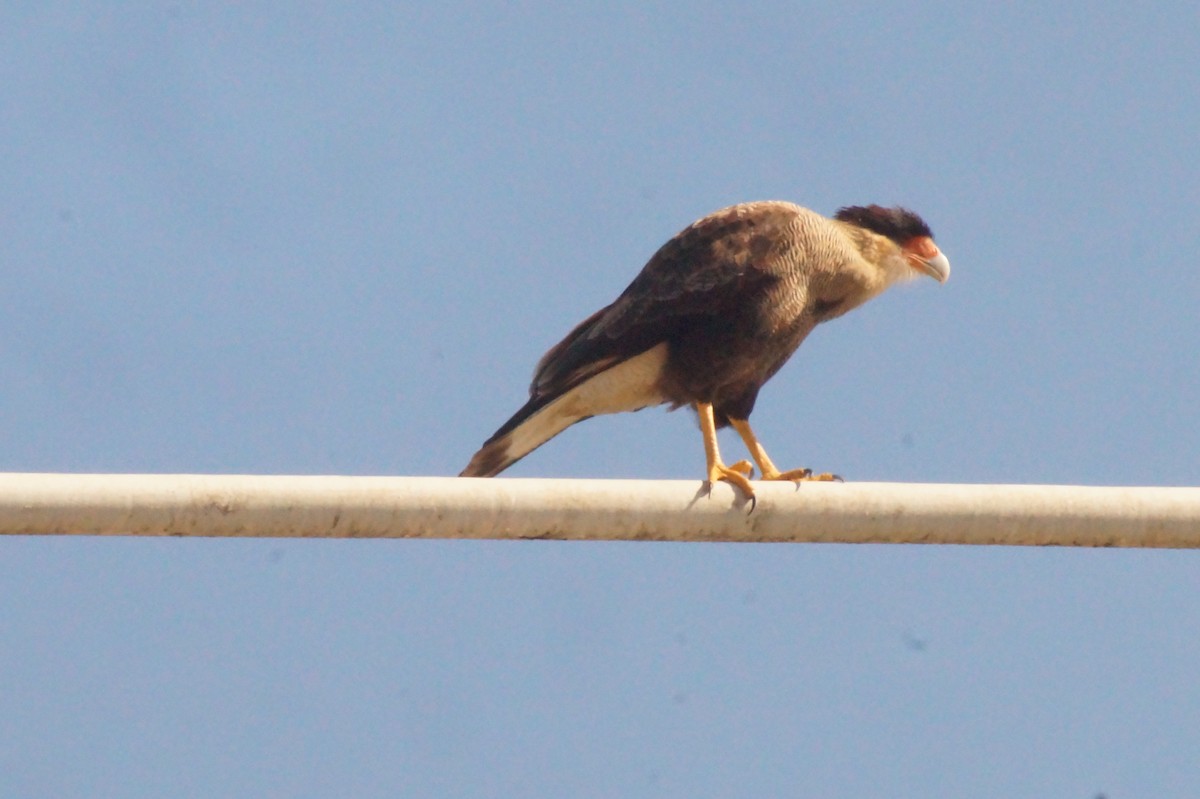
[924,251,951,284]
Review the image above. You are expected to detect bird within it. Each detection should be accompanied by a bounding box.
[460,200,949,501]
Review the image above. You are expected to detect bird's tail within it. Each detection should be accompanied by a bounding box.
[460,344,670,477]
[459,393,586,477]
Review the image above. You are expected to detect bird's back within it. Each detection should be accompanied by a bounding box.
[531,202,850,402]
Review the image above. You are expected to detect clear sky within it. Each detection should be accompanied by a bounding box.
[3,3,1199,796]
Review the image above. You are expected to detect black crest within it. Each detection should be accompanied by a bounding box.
[834,205,932,244]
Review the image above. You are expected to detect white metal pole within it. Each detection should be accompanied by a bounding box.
[0,473,1198,546]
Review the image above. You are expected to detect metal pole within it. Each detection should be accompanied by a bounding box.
[0,473,1198,546]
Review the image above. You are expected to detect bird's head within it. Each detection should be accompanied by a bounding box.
[834,205,950,283]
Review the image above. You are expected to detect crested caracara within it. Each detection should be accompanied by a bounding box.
[460,201,950,502]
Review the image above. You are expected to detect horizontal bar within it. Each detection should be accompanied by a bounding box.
[0,473,1197,546]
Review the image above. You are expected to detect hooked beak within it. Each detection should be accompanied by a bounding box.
[904,236,951,283]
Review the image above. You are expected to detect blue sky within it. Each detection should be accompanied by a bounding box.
[3,3,1199,796]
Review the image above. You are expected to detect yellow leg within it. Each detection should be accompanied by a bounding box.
[729,418,841,482]
[696,402,755,498]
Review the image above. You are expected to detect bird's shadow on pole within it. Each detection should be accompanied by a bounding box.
[688,481,757,514]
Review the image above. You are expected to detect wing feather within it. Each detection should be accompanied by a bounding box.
[531,201,801,399]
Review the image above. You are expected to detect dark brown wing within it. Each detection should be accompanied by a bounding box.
[530,202,800,400]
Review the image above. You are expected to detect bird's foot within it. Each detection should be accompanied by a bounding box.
[727,460,754,477]
[762,467,843,483]
[707,459,756,505]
